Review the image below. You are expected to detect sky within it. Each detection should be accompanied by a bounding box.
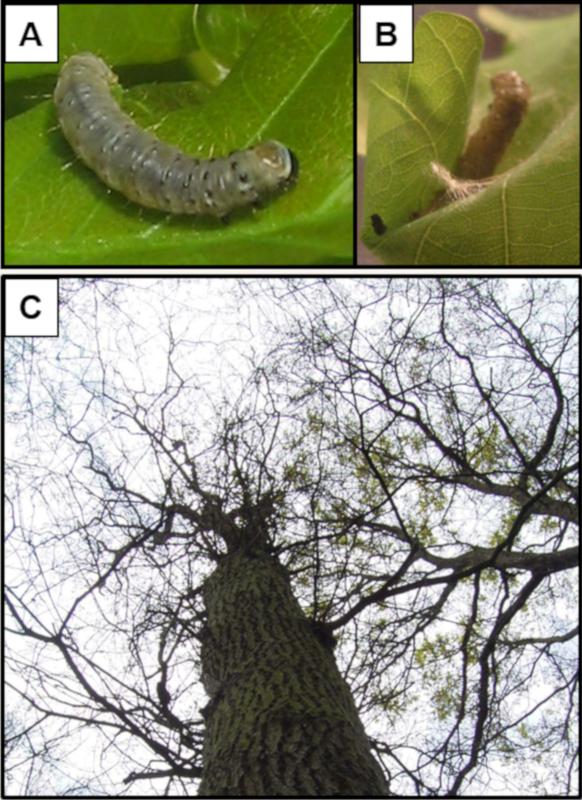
[4,277,578,796]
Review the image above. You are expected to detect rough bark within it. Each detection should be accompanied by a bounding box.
[198,547,390,797]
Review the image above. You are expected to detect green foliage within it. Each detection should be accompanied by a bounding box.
[192,4,271,71]
[372,691,404,719]
[5,5,195,87]
[405,484,448,547]
[306,410,325,434]
[409,354,425,384]
[468,422,502,469]
[460,635,479,666]
[432,677,458,721]
[407,520,436,547]
[481,567,500,585]
[416,636,462,721]
[282,451,311,486]
[415,633,456,669]
[399,431,426,454]
[304,601,331,618]
[5,4,353,266]
[418,484,447,515]
[539,516,560,533]
[517,722,530,740]
[362,8,580,265]
[488,507,520,547]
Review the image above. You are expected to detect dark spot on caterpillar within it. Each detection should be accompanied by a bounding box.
[371,213,387,235]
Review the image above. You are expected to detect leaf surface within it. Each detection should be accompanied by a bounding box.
[6,4,353,266]
[362,9,580,266]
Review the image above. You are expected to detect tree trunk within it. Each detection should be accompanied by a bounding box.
[198,548,390,797]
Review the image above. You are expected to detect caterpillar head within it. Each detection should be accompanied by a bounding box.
[252,140,299,191]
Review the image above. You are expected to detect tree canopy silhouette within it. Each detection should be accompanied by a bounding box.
[5,277,578,796]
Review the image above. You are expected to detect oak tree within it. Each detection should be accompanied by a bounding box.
[5,277,578,796]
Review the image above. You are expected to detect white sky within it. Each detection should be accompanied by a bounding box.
[4,277,578,796]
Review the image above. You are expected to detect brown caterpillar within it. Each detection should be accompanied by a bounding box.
[457,70,531,180]
[427,71,530,212]
[53,53,298,218]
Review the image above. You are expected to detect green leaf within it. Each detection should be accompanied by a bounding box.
[362,8,580,266]
[5,4,353,266]
[363,13,483,231]
[4,5,198,120]
[5,5,195,86]
[468,422,502,469]
[192,4,272,70]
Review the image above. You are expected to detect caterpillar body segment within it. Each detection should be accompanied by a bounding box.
[53,53,298,218]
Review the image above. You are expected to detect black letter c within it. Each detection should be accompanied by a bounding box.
[21,295,41,319]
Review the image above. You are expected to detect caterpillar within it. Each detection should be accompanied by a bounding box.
[457,70,531,180]
[427,71,530,213]
[53,52,298,218]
